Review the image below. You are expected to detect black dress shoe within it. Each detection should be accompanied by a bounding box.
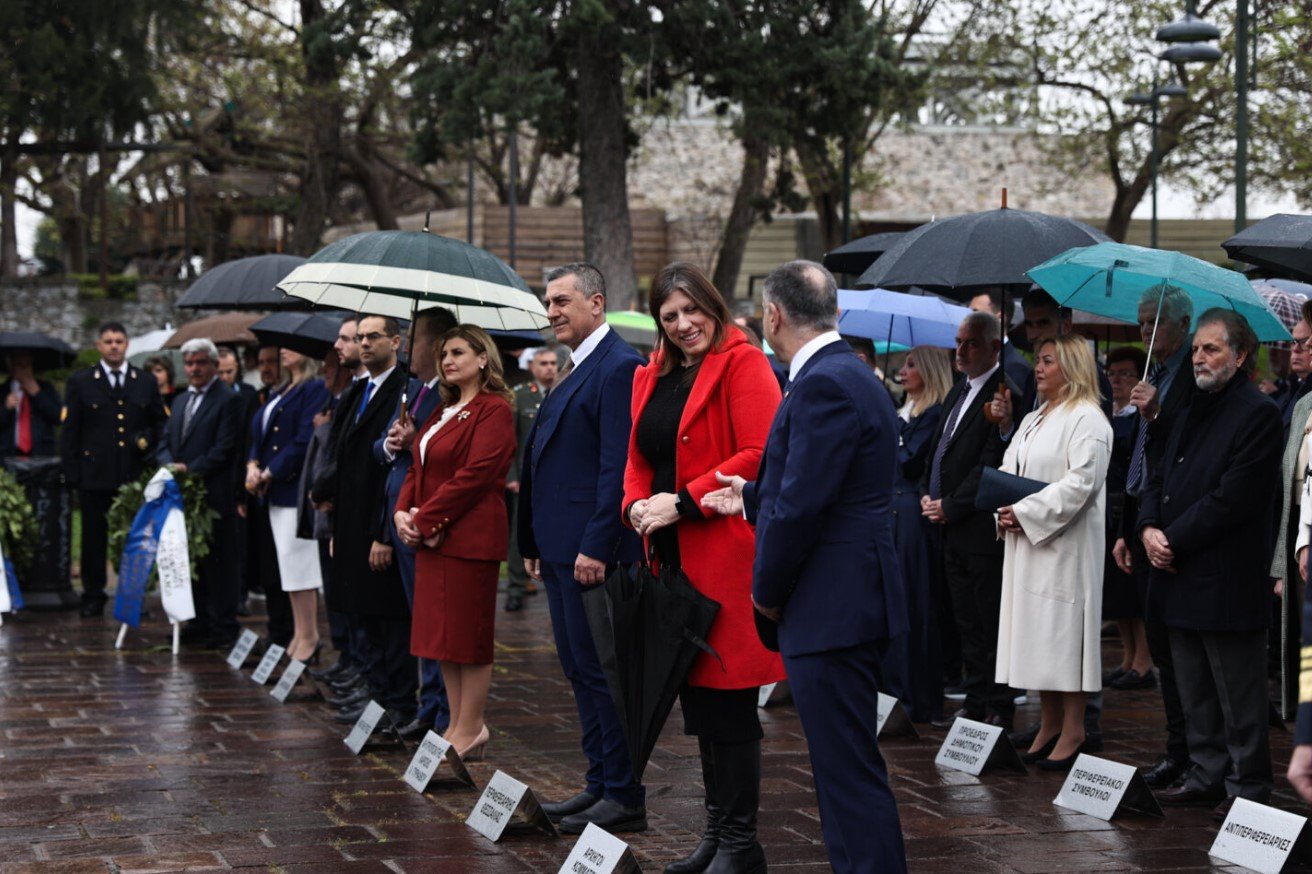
[311,662,348,683]
[397,718,434,741]
[982,713,1013,731]
[1157,781,1226,807]
[329,674,366,694]
[542,791,600,822]
[79,601,106,618]
[328,687,371,709]
[1020,735,1060,764]
[1102,666,1128,686]
[1110,668,1157,690]
[334,701,370,724]
[558,797,648,835]
[1038,742,1087,772]
[1141,756,1188,789]
[504,594,524,612]
[1212,796,1238,823]
[930,707,981,731]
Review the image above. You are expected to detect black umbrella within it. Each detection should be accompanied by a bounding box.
[582,560,720,781]
[823,231,905,276]
[1222,214,1312,283]
[250,311,350,359]
[175,254,309,310]
[0,331,78,371]
[855,208,1110,301]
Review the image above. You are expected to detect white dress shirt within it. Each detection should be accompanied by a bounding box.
[787,331,844,384]
[566,322,611,372]
[948,362,1000,441]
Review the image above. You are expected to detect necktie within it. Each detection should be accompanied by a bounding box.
[182,390,202,440]
[555,357,575,387]
[1125,362,1168,495]
[110,369,122,393]
[413,384,431,416]
[355,380,375,422]
[15,391,31,455]
[928,386,970,501]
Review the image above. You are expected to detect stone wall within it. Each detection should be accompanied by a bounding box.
[1,280,192,350]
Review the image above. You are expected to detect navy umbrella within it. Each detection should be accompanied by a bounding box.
[176,254,309,310]
[250,311,352,359]
[856,208,1110,300]
[0,331,78,372]
[1222,214,1312,283]
[823,231,905,276]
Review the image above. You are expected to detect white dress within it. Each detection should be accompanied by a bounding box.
[995,399,1112,693]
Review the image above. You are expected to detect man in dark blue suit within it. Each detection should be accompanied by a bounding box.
[518,263,646,834]
[372,307,455,740]
[704,260,908,873]
[156,339,245,646]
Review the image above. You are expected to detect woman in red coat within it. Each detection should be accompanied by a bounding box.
[624,262,784,874]
[395,325,515,761]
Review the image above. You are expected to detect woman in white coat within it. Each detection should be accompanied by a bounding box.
[994,334,1112,771]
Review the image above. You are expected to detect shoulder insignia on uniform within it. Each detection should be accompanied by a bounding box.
[137,436,149,451]
[60,406,68,423]
[530,384,539,393]
[93,368,101,379]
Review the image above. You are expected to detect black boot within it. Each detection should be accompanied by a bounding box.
[705,740,766,874]
[667,738,721,873]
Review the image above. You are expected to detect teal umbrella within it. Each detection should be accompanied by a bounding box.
[1027,242,1290,349]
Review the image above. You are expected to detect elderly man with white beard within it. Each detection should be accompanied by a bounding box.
[1136,308,1282,822]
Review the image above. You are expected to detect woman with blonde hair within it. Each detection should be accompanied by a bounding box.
[884,345,955,723]
[993,334,1112,769]
[395,324,516,760]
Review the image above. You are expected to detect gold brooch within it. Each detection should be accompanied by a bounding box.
[457,410,472,421]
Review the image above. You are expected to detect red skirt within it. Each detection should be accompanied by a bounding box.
[411,552,499,665]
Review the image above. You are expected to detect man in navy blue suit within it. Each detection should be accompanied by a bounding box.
[704,260,908,873]
[372,307,455,740]
[156,339,245,646]
[518,262,646,834]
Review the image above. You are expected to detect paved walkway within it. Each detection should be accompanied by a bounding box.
[0,593,1302,872]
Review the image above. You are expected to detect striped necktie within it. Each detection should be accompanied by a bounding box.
[1124,362,1168,495]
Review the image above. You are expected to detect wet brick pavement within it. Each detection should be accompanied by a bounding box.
[0,592,1304,872]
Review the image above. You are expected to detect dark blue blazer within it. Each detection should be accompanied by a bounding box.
[1138,374,1282,632]
[743,339,908,657]
[0,379,61,458]
[372,377,444,545]
[248,378,330,507]
[157,383,244,512]
[518,328,642,566]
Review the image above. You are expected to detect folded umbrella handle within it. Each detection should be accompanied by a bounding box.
[682,628,725,673]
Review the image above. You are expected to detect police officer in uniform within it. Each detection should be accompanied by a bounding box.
[504,346,560,612]
[60,322,167,616]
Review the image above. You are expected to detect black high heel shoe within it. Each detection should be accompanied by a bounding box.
[1020,734,1060,764]
[1038,741,1088,772]
[290,641,323,665]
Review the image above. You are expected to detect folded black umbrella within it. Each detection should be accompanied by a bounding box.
[582,559,720,782]
[0,331,78,372]
[176,254,309,310]
[856,208,1109,300]
[1222,214,1312,284]
[823,231,905,276]
[250,311,350,359]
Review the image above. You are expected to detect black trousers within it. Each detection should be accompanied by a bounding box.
[193,513,239,639]
[78,489,115,605]
[360,613,418,716]
[1130,535,1189,762]
[942,545,1013,720]
[680,686,762,743]
[249,502,293,646]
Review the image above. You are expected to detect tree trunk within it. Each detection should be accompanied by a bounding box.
[0,144,18,279]
[712,132,770,298]
[575,24,638,310]
[795,142,842,253]
[58,216,87,274]
[290,0,344,255]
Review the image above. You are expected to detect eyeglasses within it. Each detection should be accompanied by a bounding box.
[1293,337,1312,351]
[358,331,391,343]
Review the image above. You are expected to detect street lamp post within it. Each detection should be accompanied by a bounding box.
[1126,78,1188,249]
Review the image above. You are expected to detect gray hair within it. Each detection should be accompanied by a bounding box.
[1195,307,1258,373]
[762,260,838,331]
[179,338,219,363]
[961,310,1001,345]
[1140,283,1194,325]
[546,262,607,299]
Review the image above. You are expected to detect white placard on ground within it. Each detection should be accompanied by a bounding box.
[344,701,387,755]
[405,730,476,791]
[226,629,259,668]
[270,659,307,703]
[466,770,556,841]
[250,643,285,684]
[1053,754,1163,821]
[876,692,919,739]
[934,717,1026,776]
[1210,798,1311,874]
[557,822,640,874]
[758,683,777,708]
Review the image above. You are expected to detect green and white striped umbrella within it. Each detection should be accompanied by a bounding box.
[276,230,549,331]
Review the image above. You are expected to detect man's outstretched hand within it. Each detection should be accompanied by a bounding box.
[701,471,746,517]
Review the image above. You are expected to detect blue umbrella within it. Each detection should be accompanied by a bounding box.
[1027,243,1290,358]
[837,289,971,349]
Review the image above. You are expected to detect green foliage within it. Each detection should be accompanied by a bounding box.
[106,470,219,586]
[70,274,138,301]
[0,469,38,573]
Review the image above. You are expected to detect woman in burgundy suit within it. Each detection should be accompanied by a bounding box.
[395,325,515,760]
[624,262,784,874]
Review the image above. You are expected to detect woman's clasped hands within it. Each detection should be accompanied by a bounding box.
[394,507,444,549]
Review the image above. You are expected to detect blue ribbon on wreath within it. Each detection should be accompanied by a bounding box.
[3,556,20,611]
[113,478,183,628]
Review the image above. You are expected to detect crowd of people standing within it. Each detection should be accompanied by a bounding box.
[11,250,1312,872]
